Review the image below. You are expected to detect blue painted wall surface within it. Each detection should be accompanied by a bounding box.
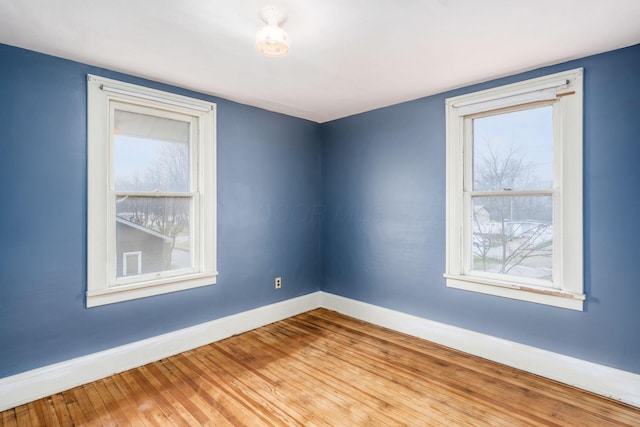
[321,44,640,374]
[2,40,639,380]
[0,44,322,378]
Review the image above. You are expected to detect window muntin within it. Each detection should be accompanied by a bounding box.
[445,68,584,310]
[87,75,217,307]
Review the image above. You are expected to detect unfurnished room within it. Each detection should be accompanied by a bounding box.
[1,0,640,425]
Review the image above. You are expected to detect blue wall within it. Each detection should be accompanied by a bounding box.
[321,44,640,374]
[2,41,639,379]
[0,44,322,377]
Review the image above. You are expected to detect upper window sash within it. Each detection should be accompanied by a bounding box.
[109,100,199,194]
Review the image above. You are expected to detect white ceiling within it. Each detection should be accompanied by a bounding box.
[1,0,639,123]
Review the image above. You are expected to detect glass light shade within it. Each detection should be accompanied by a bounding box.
[256,24,289,57]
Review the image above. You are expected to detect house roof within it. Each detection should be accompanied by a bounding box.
[1,1,639,123]
[116,216,173,242]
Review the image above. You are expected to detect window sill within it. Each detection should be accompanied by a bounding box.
[444,274,585,311]
[86,272,218,308]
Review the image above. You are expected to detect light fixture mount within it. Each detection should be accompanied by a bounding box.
[256,5,289,57]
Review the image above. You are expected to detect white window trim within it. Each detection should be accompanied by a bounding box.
[87,75,217,307]
[445,68,584,311]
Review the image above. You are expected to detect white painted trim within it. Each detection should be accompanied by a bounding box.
[2,291,638,411]
[445,68,584,310]
[445,275,584,311]
[451,78,569,116]
[87,74,218,308]
[320,292,640,408]
[0,292,321,412]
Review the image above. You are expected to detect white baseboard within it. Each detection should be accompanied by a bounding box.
[0,292,321,412]
[320,292,640,408]
[2,290,638,411]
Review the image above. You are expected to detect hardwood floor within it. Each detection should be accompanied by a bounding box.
[2,308,639,426]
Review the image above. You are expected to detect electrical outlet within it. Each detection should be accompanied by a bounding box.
[275,277,282,289]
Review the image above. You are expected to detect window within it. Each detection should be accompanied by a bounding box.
[122,252,142,276]
[87,75,217,307]
[445,69,584,310]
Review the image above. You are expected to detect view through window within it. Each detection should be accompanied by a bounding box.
[114,109,193,279]
[470,106,553,283]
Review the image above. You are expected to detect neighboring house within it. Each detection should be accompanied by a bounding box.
[473,205,551,243]
[473,205,491,224]
[115,217,173,277]
[472,205,502,235]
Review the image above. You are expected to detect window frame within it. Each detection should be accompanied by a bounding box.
[87,75,217,308]
[444,68,584,310]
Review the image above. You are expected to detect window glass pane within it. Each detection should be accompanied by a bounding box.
[473,106,553,191]
[471,195,552,282]
[114,110,190,192]
[115,196,192,279]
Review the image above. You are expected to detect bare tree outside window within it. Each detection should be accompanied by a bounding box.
[470,106,553,281]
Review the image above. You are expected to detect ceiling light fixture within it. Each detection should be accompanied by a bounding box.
[256,6,289,57]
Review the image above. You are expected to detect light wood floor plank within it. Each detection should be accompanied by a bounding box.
[242,328,449,426]
[13,406,31,427]
[48,394,73,427]
[2,308,639,426]
[131,366,199,426]
[266,314,523,425]
[82,382,118,426]
[288,313,565,425]
[106,372,156,426]
[304,310,639,426]
[146,360,220,426]
[92,379,131,426]
[1,408,17,427]
[27,400,47,427]
[159,356,243,426]
[34,398,61,427]
[170,351,276,426]
[119,369,174,426]
[69,386,102,427]
[255,329,492,425]
[137,364,203,426]
[53,389,89,425]
[211,332,397,425]
[190,346,305,425]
